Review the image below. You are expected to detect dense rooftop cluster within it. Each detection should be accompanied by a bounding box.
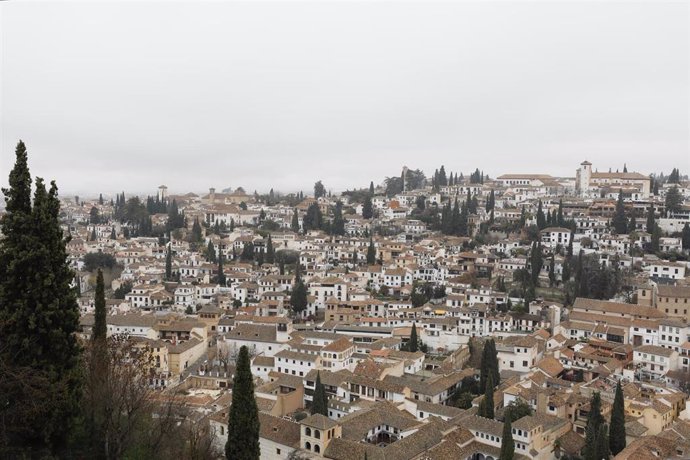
[7,157,690,459]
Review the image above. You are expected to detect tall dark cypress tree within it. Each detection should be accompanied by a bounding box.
[366,237,376,265]
[536,200,546,229]
[0,141,82,454]
[480,339,500,393]
[165,243,172,281]
[479,373,495,419]
[408,323,419,352]
[609,381,626,455]
[500,409,515,460]
[612,190,628,234]
[646,203,656,233]
[362,195,373,219]
[369,181,375,195]
[312,371,328,416]
[583,392,607,460]
[226,346,260,460]
[207,240,217,263]
[332,201,345,235]
[93,269,107,341]
[266,235,275,264]
[291,208,300,233]
[217,251,226,286]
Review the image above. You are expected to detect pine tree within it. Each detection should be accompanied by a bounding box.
[609,381,626,455]
[0,142,82,454]
[312,371,328,416]
[226,346,260,460]
[366,237,376,265]
[408,323,419,352]
[612,190,628,234]
[499,409,515,460]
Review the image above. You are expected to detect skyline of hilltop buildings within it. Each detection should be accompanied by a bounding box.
[20,150,686,460]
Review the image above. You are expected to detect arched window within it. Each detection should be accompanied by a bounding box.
[315,429,321,439]
[305,427,311,437]
[305,442,311,451]
[315,445,321,454]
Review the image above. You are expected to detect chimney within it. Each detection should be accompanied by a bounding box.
[209,188,216,202]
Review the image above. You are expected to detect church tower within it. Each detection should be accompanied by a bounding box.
[576,161,592,196]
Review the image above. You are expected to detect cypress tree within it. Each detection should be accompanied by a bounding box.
[628,213,637,233]
[207,240,217,263]
[192,217,202,242]
[165,244,172,280]
[500,409,515,460]
[290,267,308,317]
[332,201,345,235]
[408,323,419,352]
[291,208,300,233]
[217,251,226,286]
[0,141,82,454]
[366,237,376,265]
[226,346,260,460]
[93,269,107,341]
[612,190,628,234]
[583,392,606,460]
[369,181,375,195]
[479,373,495,419]
[266,235,275,264]
[536,200,546,229]
[480,339,500,392]
[682,223,690,250]
[110,227,116,239]
[609,381,626,455]
[557,199,564,226]
[362,195,373,219]
[312,371,328,416]
[530,242,543,287]
[646,203,655,233]
[91,228,97,241]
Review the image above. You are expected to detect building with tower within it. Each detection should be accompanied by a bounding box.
[576,160,651,198]
[158,185,168,201]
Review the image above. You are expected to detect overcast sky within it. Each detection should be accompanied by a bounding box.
[1,1,688,198]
